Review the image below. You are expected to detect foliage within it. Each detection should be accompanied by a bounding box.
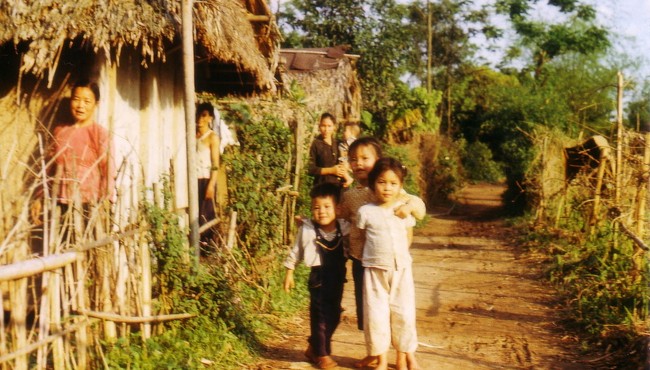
[521,221,648,358]
[384,86,442,143]
[459,139,504,183]
[495,0,610,80]
[626,79,650,130]
[221,103,294,258]
[405,0,496,133]
[418,135,465,205]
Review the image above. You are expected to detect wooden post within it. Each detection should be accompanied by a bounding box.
[612,72,624,250]
[140,234,152,339]
[636,131,650,236]
[426,0,432,94]
[75,254,88,370]
[11,277,27,370]
[181,0,200,260]
[615,72,623,205]
[588,156,608,235]
[226,211,238,250]
[51,269,64,370]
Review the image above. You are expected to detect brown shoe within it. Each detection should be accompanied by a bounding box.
[316,355,338,369]
[304,345,316,363]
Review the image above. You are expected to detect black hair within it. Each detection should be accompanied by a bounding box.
[348,136,383,160]
[309,182,341,204]
[196,102,215,120]
[320,112,336,125]
[72,78,100,101]
[367,157,407,191]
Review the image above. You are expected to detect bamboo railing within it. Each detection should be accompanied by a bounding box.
[0,222,153,370]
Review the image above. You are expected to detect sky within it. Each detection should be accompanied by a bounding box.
[269,0,650,82]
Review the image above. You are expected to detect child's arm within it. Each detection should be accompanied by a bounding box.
[283,269,295,292]
[395,194,426,220]
[407,227,413,247]
[283,225,306,292]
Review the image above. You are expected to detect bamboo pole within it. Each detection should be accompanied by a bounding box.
[0,318,89,365]
[0,253,78,282]
[77,310,196,323]
[636,131,650,236]
[0,289,6,366]
[10,276,27,370]
[51,268,64,370]
[615,72,623,205]
[181,0,200,259]
[612,72,624,251]
[75,255,88,370]
[588,156,608,235]
[140,234,152,339]
[226,211,238,250]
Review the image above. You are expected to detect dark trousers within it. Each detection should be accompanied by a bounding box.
[308,265,346,357]
[198,178,216,252]
[351,257,365,330]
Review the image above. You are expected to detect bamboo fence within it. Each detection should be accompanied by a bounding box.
[0,175,191,370]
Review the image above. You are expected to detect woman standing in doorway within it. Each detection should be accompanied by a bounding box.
[196,102,221,253]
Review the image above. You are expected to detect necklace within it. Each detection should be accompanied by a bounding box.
[314,224,342,251]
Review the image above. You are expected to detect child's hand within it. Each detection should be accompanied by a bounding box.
[294,215,305,226]
[394,203,412,219]
[283,269,295,292]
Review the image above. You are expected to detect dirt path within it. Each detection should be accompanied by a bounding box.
[254,183,583,369]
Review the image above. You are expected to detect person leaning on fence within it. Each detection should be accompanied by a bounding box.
[283,182,350,369]
[195,102,221,254]
[31,79,116,239]
[308,112,352,187]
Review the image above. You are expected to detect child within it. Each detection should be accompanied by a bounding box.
[195,102,220,252]
[283,183,350,369]
[358,157,420,370]
[308,112,351,187]
[338,121,361,164]
[337,137,425,368]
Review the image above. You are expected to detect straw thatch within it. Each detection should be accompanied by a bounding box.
[0,0,277,89]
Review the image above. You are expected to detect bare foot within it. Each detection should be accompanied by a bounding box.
[406,352,420,370]
[375,354,388,370]
[396,351,407,370]
[354,355,379,368]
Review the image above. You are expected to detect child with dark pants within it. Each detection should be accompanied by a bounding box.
[284,183,349,369]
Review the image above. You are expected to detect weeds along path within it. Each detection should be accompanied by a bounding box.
[254,183,584,369]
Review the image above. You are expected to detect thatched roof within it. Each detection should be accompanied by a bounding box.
[0,0,278,89]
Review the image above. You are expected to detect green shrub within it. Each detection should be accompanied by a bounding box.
[460,140,504,183]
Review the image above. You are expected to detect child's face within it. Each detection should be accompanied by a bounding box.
[70,87,97,124]
[318,117,336,139]
[311,196,337,228]
[373,169,402,205]
[349,145,379,184]
[196,110,213,130]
